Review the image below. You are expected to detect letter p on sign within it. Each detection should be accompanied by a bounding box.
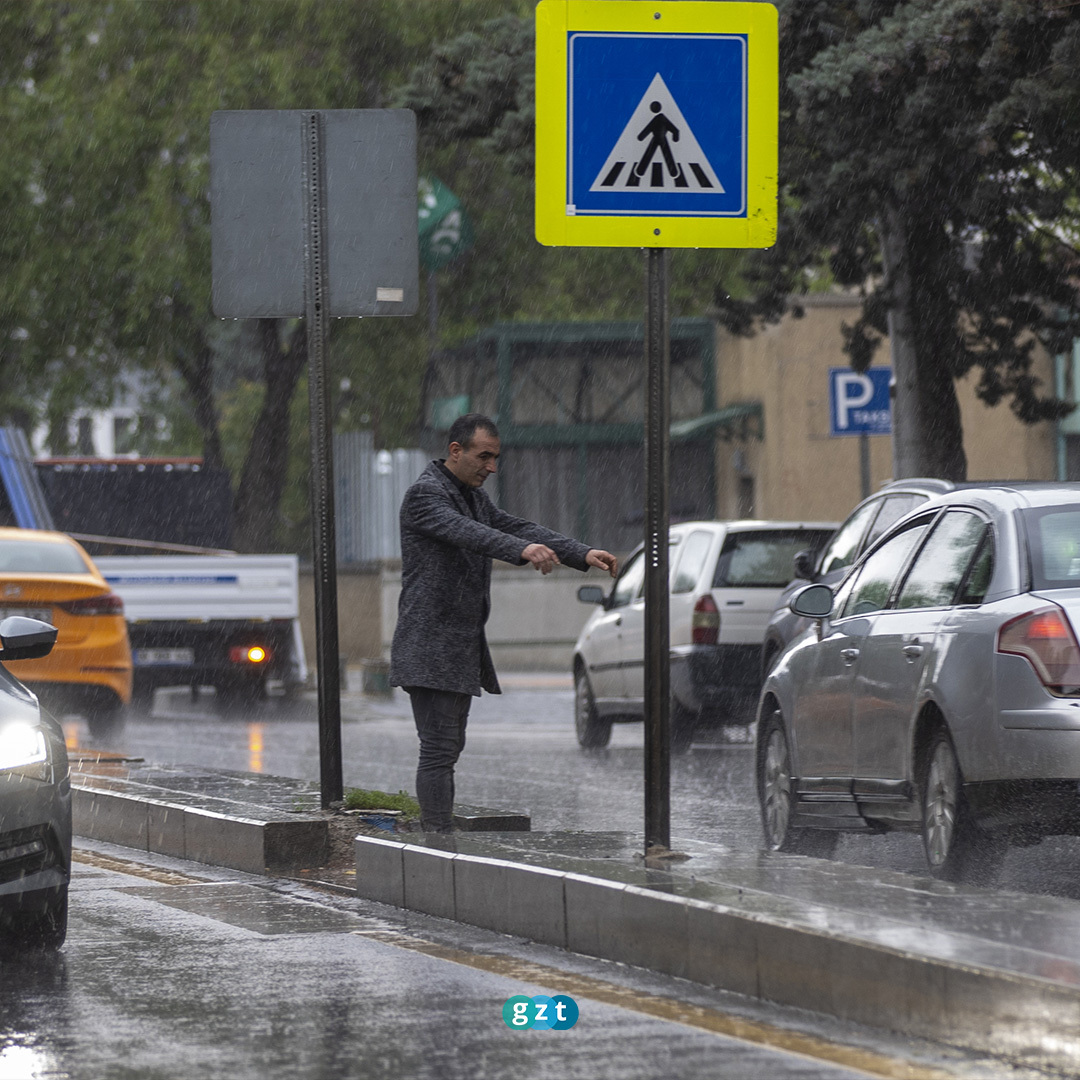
[834,373,873,431]
[828,367,892,437]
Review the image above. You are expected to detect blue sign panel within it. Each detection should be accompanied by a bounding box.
[829,368,892,437]
[568,33,747,219]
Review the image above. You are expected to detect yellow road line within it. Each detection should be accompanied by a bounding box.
[73,848,209,886]
[349,927,957,1080]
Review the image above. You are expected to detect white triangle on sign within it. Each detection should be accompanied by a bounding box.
[589,73,724,194]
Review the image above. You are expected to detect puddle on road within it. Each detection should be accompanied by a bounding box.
[114,882,369,936]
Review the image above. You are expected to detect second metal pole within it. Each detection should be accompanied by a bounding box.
[859,432,871,500]
[302,111,344,809]
[644,247,671,853]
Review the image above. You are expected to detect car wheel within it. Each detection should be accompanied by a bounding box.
[216,676,266,709]
[757,708,838,857]
[670,699,697,754]
[574,669,612,749]
[4,885,68,951]
[85,690,126,739]
[919,728,1005,885]
[130,678,156,711]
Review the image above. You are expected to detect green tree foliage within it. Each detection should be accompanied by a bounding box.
[396,10,748,348]
[0,1,744,553]
[0,0,506,550]
[721,0,1080,480]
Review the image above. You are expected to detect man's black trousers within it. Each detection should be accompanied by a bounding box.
[407,687,472,833]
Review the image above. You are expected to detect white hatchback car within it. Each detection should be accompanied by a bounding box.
[573,520,837,749]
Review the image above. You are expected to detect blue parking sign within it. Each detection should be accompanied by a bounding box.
[829,368,892,437]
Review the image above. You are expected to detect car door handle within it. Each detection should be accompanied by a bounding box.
[614,616,622,626]
[902,643,923,661]
[840,648,859,664]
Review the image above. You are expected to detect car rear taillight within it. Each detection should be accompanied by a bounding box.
[57,592,124,616]
[692,594,720,645]
[998,605,1080,694]
[230,645,269,665]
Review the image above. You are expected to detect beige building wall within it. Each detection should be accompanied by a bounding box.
[713,294,1057,523]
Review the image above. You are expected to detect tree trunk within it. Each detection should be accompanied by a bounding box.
[880,203,967,481]
[173,336,225,474]
[230,319,308,552]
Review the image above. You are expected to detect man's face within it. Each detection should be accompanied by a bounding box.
[447,430,500,488]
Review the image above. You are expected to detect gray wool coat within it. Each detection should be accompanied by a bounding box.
[390,460,592,697]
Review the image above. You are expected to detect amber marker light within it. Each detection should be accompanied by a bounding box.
[229,645,269,664]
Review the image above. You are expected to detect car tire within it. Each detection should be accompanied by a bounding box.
[4,885,68,951]
[919,728,1005,886]
[757,708,839,858]
[574,669,611,749]
[131,678,156,711]
[84,690,126,739]
[671,699,697,754]
[216,676,266,709]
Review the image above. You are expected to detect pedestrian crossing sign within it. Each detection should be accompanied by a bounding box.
[535,1,777,249]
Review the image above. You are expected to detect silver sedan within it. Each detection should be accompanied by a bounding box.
[757,484,1080,883]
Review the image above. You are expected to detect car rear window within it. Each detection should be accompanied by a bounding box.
[1022,507,1080,589]
[863,493,925,549]
[713,530,834,589]
[0,539,89,574]
[672,530,712,593]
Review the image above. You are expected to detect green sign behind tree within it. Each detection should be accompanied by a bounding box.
[417,175,473,272]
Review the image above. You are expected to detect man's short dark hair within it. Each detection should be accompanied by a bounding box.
[447,413,499,449]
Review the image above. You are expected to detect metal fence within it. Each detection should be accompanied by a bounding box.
[334,431,428,563]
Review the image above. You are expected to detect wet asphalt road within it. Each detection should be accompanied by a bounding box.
[70,673,1080,902]
[0,840,964,1080]
[3,676,1064,1080]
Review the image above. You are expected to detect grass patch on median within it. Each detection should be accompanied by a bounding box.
[343,787,420,818]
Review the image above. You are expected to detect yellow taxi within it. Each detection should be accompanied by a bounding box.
[0,529,131,733]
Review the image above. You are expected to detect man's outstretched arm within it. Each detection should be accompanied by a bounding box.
[518,544,617,577]
[586,549,618,577]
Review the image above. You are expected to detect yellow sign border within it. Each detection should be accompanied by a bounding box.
[535,0,777,249]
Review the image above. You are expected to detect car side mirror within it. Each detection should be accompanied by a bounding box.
[0,616,58,661]
[789,583,833,620]
[793,550,815,581]
[577,585,607,607]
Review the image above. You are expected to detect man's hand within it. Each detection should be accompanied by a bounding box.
[586,549,618,578]
[521,543,560,575]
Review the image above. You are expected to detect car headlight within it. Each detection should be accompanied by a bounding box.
[0,722,49,776]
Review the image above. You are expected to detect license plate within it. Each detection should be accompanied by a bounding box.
[135,648,195,667]
[0,608,52,624]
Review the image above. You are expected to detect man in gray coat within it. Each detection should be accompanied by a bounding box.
[390,413,617,832]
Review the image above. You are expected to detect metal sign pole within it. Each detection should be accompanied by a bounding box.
[302,111,344,808]
[643,246,671,853]
[859,431,871,500]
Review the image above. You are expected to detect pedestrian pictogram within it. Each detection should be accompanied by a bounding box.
[591,74,723,194]
[535,0,777,248]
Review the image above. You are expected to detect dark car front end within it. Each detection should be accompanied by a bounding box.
[0,668,72,949]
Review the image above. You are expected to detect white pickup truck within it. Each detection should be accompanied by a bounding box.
[95,554,308,702]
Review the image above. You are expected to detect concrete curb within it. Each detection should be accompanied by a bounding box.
[71,768,530,876]
[72,785,328,875]
[355,834,1080,1072]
